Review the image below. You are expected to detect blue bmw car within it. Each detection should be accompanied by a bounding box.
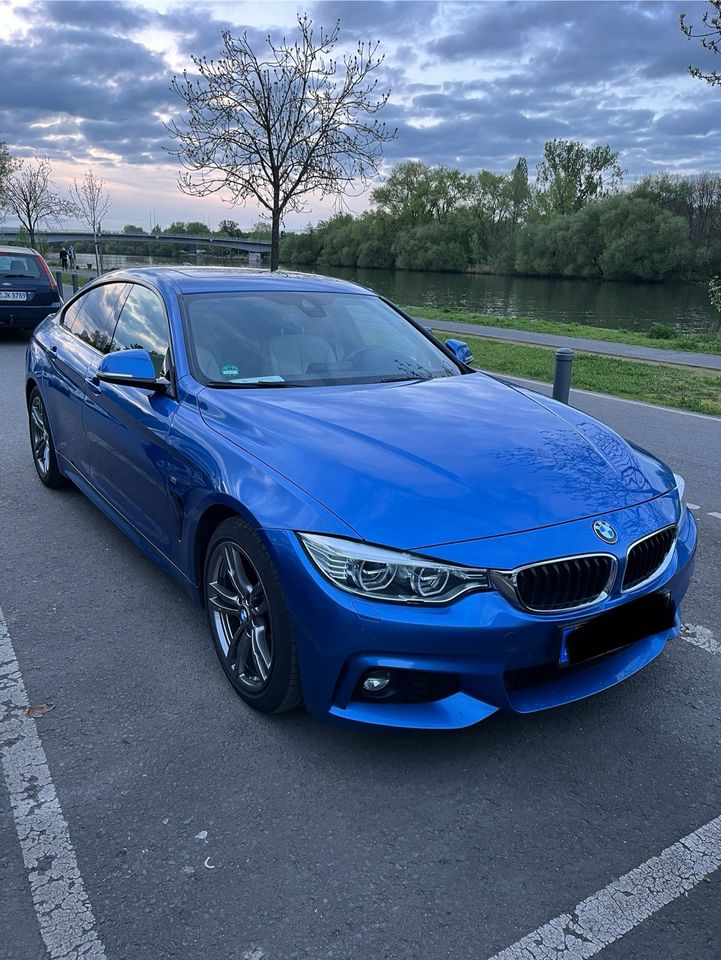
[25,267,696,729]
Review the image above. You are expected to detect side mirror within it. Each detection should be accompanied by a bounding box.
[445,338,474,365]
[96,348,167,391]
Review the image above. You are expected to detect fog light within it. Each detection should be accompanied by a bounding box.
[362,670,392,692]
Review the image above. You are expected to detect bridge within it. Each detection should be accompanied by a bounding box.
[0,228,271,256]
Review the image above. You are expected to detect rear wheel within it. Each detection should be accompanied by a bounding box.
[28,387,66,488]
[204,517,301,714]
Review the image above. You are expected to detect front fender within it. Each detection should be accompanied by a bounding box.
[167,395,358,589]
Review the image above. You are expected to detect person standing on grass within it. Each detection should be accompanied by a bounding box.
[68,246,76,269]
[59,247,68,270]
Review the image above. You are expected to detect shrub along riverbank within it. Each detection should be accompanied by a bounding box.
[437,332,721,416]
[412,306,721,355]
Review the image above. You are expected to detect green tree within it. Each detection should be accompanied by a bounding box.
[392,221,468,272]
[509,157,531,223]
[123,224,147,234]
[681,1,721,86]
[536,139,623,215]
[218,219,242,237]
[372,161,471,225]
[164,221,187,234]
[372,161,436,224]
[185,220,211,235]
[598,196,691,280]
[632,172,721,268]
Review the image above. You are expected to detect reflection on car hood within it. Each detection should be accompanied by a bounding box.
[197,373,674,549]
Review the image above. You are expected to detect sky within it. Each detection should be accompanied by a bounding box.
[1,0,720,232]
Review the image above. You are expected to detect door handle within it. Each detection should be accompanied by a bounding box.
[84,375,101,395]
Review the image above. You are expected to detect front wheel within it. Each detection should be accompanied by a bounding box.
[204,517,302,714]
[28,387,66,488]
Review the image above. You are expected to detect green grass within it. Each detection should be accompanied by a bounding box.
[57,272,92,288]
[436,331,721,417]
[406,305,721,356]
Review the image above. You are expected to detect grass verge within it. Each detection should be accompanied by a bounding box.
[57,272,92,287]
[409,305,721,356]
[436,331,721,417]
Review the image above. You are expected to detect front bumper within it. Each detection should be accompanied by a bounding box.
[267,494,697,730]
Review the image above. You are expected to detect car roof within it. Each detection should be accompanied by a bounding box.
[98,266,374,296]
[0,246,41,257]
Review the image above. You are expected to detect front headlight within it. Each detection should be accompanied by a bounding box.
[673,472,687,526]
[298,533,490,604]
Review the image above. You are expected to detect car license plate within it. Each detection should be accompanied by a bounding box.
[559,592,674,666]
[0,291,27,301]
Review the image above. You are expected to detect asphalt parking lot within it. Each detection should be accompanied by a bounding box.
[1,330,719,960]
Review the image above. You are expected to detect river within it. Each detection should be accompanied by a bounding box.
[97,254,718,333]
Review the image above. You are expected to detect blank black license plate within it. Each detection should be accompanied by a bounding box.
[561,592,675,666]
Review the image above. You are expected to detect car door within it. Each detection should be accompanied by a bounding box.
[83,281,178,557]
[41,282,128,479]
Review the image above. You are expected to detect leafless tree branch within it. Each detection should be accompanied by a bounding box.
[4,157,76,247]
[70,168,112,272]
[165,14,396,269]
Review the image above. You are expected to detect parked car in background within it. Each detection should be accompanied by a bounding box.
[25,267,696,730]
[0,246,63,331]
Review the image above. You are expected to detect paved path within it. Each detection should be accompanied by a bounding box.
[422,317,721,371]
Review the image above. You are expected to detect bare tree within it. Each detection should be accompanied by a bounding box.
[70,168,112,272]
[4,157,75,247]
[166,15,396,270]
[681,1,721,86]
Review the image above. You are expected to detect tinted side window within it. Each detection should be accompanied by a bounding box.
[65,283,127,354]
[110,285,170,377]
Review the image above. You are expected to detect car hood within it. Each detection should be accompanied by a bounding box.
[197,373,674,549]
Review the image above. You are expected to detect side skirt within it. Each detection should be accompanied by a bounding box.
[58,456,202,605]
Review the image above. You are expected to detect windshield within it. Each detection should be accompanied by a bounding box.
[183,291,461,387]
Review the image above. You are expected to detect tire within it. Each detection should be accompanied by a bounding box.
[28,387,66,488]
[204,516,302,714]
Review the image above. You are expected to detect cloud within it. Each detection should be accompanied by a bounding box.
[1,0,719,229]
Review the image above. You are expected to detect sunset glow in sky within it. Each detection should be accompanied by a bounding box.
[2,0,720,231]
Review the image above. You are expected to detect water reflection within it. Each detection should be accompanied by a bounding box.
[96,255,717,333]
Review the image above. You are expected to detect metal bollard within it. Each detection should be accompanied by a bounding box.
[71,273,79,294]
[54,271,63,290]
[552,347,574,404]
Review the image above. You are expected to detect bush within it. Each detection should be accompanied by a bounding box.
[357,239,393,269]
[647,322,675,340]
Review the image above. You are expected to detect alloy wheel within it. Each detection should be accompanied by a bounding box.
[30,395,51,478]
[207,542,273,692]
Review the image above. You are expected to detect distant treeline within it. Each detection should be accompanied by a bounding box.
[279,141,721,282]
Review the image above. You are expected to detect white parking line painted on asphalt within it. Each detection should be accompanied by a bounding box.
[681,624,721,656]
[0,604,107,960]
[687,504,701,511]
[709,512,721,521]
[485,814,721,960]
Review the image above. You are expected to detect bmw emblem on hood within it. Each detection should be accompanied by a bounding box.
[593,520,618,544]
